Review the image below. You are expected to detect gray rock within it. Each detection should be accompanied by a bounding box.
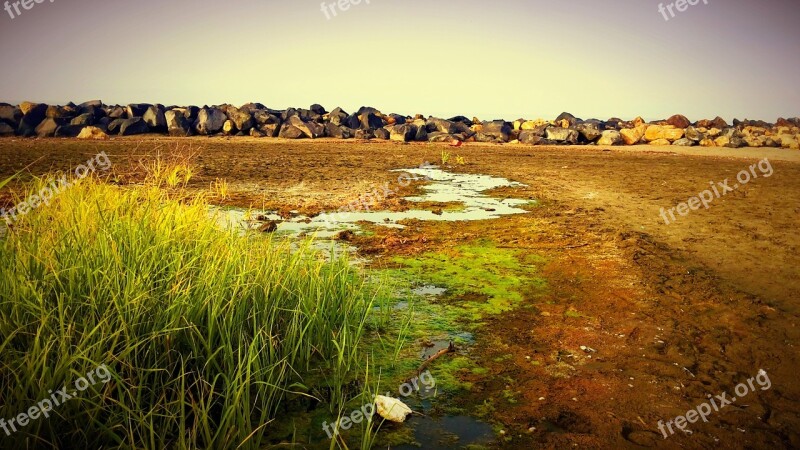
[325,123,352,139]
[427,118,457,134]
[0,121,15,135]
[35,118,63,137]
[226,106,253,132]
[107,106,126,119]
[71,113,96,126]
[545,127,579,144]
[17,103,49,137]
[195,108,227,135]
[576,122,602,142]
[278,123,305,139]
[54,125,87,138]
[373,128,390,140]
[0,103,21,126]
[725,137,746,148]
[165,110,193,136]
[685,126,704,142]
[143,105,167,132]
[288,115,323,138]
[120,117,150,136]
[672,138,694,147]
[390,124,416,142]
[258,123,280,137]
[126,104,151,119]
[354,129,373,140]
[519,130,545,145]
[253,110,280,125]
[107,119,125,135]
[596,130,623,146]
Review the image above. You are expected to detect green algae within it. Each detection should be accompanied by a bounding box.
[387,240,547,320]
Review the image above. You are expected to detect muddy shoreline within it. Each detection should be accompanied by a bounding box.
[1,138,798,448]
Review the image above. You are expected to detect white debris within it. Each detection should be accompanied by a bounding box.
[375,395,413,423]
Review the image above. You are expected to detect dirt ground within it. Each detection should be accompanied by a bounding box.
[1,137,799,449]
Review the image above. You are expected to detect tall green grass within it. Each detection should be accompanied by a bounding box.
[0,174,384,449]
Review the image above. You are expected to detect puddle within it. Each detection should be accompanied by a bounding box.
[411,284,447,297]
[393,415,495,450]
[212,166,531,260]
[421,340,454,360]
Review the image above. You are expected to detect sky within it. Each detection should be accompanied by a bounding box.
[0,0,798,122]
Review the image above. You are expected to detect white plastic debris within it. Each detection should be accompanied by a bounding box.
[375,395,413,423]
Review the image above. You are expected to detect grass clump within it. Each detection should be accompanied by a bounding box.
[0,174,381,449]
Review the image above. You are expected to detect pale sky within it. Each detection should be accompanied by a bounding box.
[0,0,798,122]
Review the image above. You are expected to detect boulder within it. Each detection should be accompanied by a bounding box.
[71,113,96,126]
[428,132,456,143]
[249,127,265,138]
[328,107,349,126]
[119,117,150,136]
[666,114,691,129]
[696,116,728,129]
[223,120,236,135]
[226,107,253,132]
[107,119,125,135]
[258,123,280,137]
[390,124,416,142]
[576,122,602,142]
[388,114,407,125]
[324,123,352,139]
[0,122,15,136]
[46,105,72,120]
[555,112,580,127]
[106,106,126,119]
[17,103,49,137]
[195,108,227,135]
[414,124,428,141]
[54,125,87,138]
[597,130,622,146]
[685,126,704,142]
[165,110,193,136]
[699,138,717,147]
[310,104,327,115]
[373,128,390,140]
[78,100,103,109]
[519,130,545,145]
[126,104,151,119]
[480,121,511,141]
[743,136,764,147]
[644,125,684,142]
[342,113,361,129]
[19,101,38,115]
[649,138,671,146]
[354,129,373,140]
[778,134,799,149]
[672,138,694,147]
[183,106,200,121]
[427,118,457,134]
[360,112,384,130]
[725,137,746,148]
[520,119,548,130]
[77,126,108,140]
[253,110,280,125]
[278,123,305,139]
[620,125,646,145]
[0,103,21,125]
[288,115,323,138]
[35,118,62,137]
[545,126,578,144]
[143,105,167,132]
[239,102,266,113]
